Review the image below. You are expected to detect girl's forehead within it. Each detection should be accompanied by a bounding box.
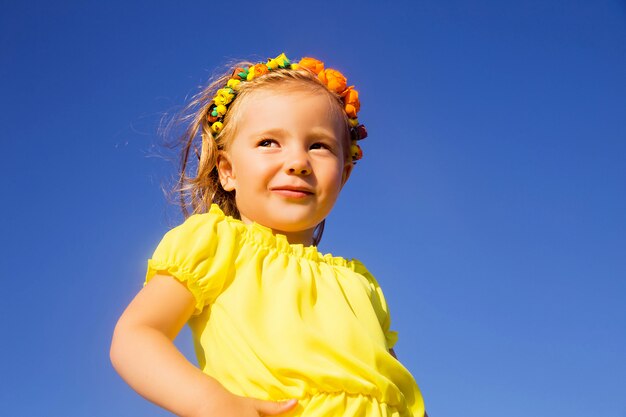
[244,84,332,104]
[238,85,345,122]
[242,90,342,128]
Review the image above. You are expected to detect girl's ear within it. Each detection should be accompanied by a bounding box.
[217,151,236,191]
[341,161,354,187]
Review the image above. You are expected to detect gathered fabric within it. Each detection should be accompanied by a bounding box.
[146,205,424,417]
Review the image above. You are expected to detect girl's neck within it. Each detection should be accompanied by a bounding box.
[274,228,315,247]
[240,214,315,246]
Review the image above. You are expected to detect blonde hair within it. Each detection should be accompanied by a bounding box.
[173,61,353,244]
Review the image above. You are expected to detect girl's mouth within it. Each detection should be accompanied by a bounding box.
[270,186,314,199]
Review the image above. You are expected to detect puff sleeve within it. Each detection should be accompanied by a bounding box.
[353,260,399,349]
[145,208,238,314]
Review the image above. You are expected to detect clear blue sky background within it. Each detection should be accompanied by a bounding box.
[1,1,625,416]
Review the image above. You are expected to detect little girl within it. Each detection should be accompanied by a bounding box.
[111,53,426,417]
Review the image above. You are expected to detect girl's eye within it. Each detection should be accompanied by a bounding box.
[258,139,278,147]
[310,142,331,151]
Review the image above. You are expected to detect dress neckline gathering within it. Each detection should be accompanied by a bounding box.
[204,204,356,267]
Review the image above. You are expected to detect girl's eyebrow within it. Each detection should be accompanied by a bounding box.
[308,129,338,141]
[253,127,289,138]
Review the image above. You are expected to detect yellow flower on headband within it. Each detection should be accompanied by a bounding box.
[274,53,289,68]
[267,53,289,70]
[214,88,235,106]
[211,121,224,133]
[227,79,241,90]
[351,143,363,160]
[215,104,227,116]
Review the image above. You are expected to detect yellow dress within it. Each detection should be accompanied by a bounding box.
[146,205,425,417]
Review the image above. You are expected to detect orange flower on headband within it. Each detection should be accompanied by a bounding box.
[298,57,325,75]
[247,63,270,80]
[318,69,347,94]
[342,86,360,119]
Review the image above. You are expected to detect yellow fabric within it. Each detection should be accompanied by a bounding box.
[146,205,425,417]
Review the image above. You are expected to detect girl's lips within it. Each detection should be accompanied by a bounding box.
[271,187,314,199]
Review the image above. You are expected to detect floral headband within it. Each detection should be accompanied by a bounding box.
[206,53,368,161]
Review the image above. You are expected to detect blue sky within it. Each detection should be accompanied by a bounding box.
[1,1,625,416]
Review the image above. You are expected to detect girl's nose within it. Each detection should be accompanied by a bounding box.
[288,166,311,175]
[285,152,312,175]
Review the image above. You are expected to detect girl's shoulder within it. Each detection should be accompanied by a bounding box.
[146,205,242,312]
[152,206,237,258]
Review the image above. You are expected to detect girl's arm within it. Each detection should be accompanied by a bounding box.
[110,274,296,417]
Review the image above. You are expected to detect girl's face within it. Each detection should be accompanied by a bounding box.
[217,87,352,245]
